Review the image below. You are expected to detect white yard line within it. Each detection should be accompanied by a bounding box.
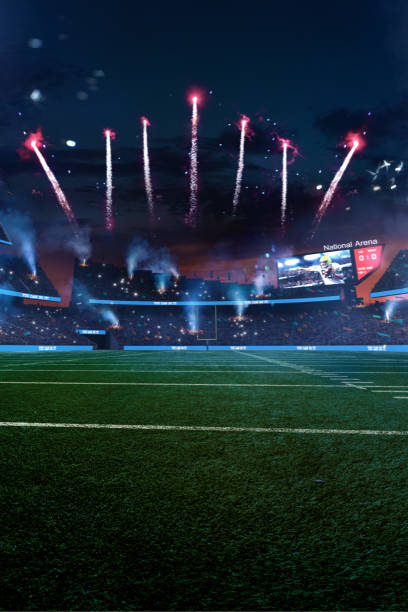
[236,351,370,389]
[0,421,407,435]
[371,389,408,393]
[0,381,351,387]
[0,369,327,374]
[0,367,404,374]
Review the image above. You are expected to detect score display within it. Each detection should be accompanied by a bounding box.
[353,246,382,280]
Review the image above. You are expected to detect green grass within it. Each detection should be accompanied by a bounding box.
[1,350,408,610]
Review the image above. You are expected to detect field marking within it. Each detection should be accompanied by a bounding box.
[0,361,288,366]
[393,397,408,399]
[1,421,408,436]
[0,381,351,388]
[0,369,328,374]
[0,363,294,369]
[236,351,370,389]
[0,368,402,375]
[371,389,408,393]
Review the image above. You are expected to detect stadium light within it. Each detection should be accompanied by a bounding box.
[284,258,300,266]
[304,253,321,261]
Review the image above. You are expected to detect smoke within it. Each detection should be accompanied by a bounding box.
[226,283,249,317]
[41,224,92,262]
[67,226,92,262]
[384,299,399,322]
[155,273,170,293]
[253,272,266,296]
[0,209,36,276]
[101,308,119,327]
[126,237,178,279]
[186,305,198,332]
[72,280,119,327]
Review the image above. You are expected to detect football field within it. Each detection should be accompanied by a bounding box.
[1,349,408,610]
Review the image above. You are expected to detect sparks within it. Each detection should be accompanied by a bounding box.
[232,116,249,216]
[185,95,199,226]
[104,129,114,231]
[141,117,155,223]
[30,138,78,231]
[281,140,288,229]
[277,137,298,232]
[312,134,361,235]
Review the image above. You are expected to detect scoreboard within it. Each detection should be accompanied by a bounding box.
[354,246,382,280]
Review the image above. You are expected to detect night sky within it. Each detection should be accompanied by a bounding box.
[1,0,408,276]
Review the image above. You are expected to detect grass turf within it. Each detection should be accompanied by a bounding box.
[0,350,408,610]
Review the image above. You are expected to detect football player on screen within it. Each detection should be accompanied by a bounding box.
[295,255,345,285]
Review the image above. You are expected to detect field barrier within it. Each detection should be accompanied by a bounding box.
[0,345,94,352]
[0,288,61,302]
[1,344,408,352]
[123,345,408,352]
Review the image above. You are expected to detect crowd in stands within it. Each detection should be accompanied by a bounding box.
[0,306,94,346]
[0,256,57,297]
[104,302,408,346]
[0,300,407,347]
[373,250,408,292]
[0,256,407,347]
[73,260,341,303]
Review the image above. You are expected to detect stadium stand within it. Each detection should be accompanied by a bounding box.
[0,255,406,347]
[73,260,342,303]
[0,254,59,298]
[371,249,408,293]
[0,299,405,347]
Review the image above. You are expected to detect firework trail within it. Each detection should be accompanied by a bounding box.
[281,140,288,229]
[278,138,298,232]
[185,95,199,226]
[30,138,78,231]
[142,117,155,222]
[104,129,114,231]
[232,116,249,216]
[312,135,360,235]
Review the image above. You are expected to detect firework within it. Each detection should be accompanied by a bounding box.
[278,138,298,232]
[185,95,199,226]
[30,138,78,230]
[232,116,249,216]
[141,117,155,223]
[312,135,361,235]
[281,140,288,229]
[104,129,114,231]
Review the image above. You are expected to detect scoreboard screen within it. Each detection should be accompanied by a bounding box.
[277,249,353,289]
[353,246,382,280]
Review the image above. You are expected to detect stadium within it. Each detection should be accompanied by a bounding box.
[2,1,408,610]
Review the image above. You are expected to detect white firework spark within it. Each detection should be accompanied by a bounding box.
[232,117,248,216]
[185,96,199,226]
[312,138,360,236]
[105,129,114,231]
[31,139,78,232]
[142,118,155,223]
[281,140,288,230]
